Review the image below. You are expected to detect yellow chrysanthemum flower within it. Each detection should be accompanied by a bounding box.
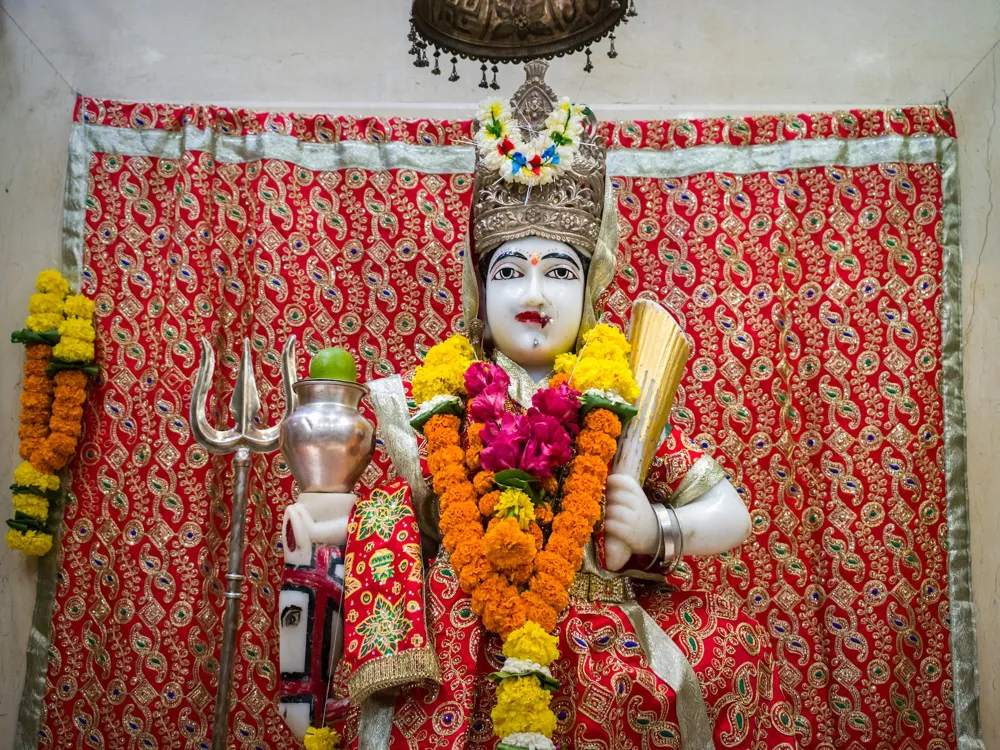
[28,293,64,315]
[303,726,339,750]
[63,294,95,319]
[582,323,631,354]
[13,493,49,520]
[491,675,556,739]
[553,352,578,375]
[494,489,535,530]
[423,334,474,368]
[503,621,560,667]
[411,335,475,404]
[35,269,69,297]
[53,338,95,363]
[13,461,60,492]
[5,529,53,557]
[571,359,640,403]
[25,312,63,333]
[58,318,96,343]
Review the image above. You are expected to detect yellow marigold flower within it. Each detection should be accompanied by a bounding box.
[582,323,631,354]
[36,269,69,297]
[58,318,96,343]
[411,335,475,404]
[26,313,63,333]
[62,294,94,319]
[553,352,577,375]
[13,460,60,491]
[423,334,474,368]
[503,621,560,667]
[13,493,49,520]
[303,726,339,750]
[495,489,535,530]
[28,293,64,315]
[53,338,95,363]
[5,529,53,557]
[491,675,556,738]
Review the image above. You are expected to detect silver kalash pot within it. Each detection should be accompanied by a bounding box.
[279,341,375,493]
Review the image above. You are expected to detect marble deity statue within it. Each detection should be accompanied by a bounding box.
[276,63,798,750]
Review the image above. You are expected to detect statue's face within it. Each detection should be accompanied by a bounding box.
[485,236,585,370]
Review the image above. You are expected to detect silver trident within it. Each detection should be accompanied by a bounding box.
[190,335,297,750]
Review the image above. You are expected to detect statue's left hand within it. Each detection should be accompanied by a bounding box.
[604,473,660,571]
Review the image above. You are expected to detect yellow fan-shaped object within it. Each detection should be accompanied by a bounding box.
[612,300,690,485]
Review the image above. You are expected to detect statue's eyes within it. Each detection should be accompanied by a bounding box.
[545,266,578,281]
[281,604,303,628]
[491,266,524,281]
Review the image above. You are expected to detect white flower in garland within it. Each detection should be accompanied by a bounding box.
[499,732,556,750]
[475,95,590,188]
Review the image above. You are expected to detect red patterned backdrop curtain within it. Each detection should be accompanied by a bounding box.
[23,97,976,750]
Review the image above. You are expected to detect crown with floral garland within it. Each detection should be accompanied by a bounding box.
[472,61,608,258]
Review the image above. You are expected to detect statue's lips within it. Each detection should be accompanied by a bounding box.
[515,311,551,328]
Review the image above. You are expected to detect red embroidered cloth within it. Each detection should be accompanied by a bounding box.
[37,97,959,749]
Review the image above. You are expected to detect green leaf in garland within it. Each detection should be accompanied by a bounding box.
[410,396,464,433]
[10,328,60,346]
[579,391,639,426]
[46,359,99,377]
[487,669,560,692]
[493,468,543,505]
[10,484,61,501]
[6,513,49,533]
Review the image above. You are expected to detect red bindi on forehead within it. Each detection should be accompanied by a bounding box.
[530,253,540,266]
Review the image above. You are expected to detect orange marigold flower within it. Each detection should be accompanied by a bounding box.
[24,375,53,394]
[432,463,469,494]
[570,454,609,482]
[562,472,603,499]
[439,499,481,537]
[534,502,554,526]
[541,476,559,495]
[48,432,79,456]
[20,406,50,425]
[428,445,464,475]
[49,416,84,438]
[25,344,52,361]
[20,438,44,460]
[473,470,495,496]
[18,423,49,440]
[58,405,84,423]
[485,590,527,639]
[439,484,477,513]
[53,385,87,406]
[529,571,570,613]
[561,492,601,527]
[442,524,483,554]
[583,408,622,438]
[535,550,576,588]
[20,392,52,410]
[552,513,593,546]
[465,447,481,472]
[471,573,508,616]
[576,429,618,464]
[527,521,544,551]
[546,531,585,569]
[521,590,558,633]
[548,372,570,389]
[484,517,537,574]
[478,490,500,517]
[449,538,484,570]
[54,370,88,390]
[457,554,494,594]
[23,360,48,377]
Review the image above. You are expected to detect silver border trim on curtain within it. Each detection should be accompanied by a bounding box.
[36,120,980,750]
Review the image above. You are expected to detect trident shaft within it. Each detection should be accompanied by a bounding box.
[191,335,297,750]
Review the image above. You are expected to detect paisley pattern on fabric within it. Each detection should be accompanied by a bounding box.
[37,97,958,750]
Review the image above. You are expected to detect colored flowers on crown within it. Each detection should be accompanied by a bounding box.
[475,96,590,187]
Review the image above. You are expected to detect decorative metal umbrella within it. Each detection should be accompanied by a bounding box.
[409,0,638,86]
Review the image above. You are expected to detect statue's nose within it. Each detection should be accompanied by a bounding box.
[519,271,547,308]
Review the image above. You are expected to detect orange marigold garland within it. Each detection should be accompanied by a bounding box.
[6,270,96,557]
[412,325,638,748]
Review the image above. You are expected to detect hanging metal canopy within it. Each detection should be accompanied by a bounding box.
[408,0,638,87]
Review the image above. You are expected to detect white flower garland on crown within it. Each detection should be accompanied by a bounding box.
[474,96,590,187]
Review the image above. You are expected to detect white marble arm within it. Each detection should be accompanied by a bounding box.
[604,474,751,571]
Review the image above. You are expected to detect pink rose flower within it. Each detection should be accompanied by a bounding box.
[465,361,511,398]
[519,414,574,479]
[530,383,581,428]
[480,412,530,472]
[469,384,507,423]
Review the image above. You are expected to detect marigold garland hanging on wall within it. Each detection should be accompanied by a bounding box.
[7,269,96,556]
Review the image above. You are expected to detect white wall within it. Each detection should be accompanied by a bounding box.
[0,1,997,745]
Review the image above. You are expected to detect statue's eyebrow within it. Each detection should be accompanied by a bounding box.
[542,251,581,270]
[490,249,528,270]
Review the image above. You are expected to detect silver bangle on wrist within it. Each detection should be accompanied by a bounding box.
[651,503,684,572]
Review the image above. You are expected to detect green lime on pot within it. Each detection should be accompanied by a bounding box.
[309,347,358,382]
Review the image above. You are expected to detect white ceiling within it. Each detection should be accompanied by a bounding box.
[2,0,998,116]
